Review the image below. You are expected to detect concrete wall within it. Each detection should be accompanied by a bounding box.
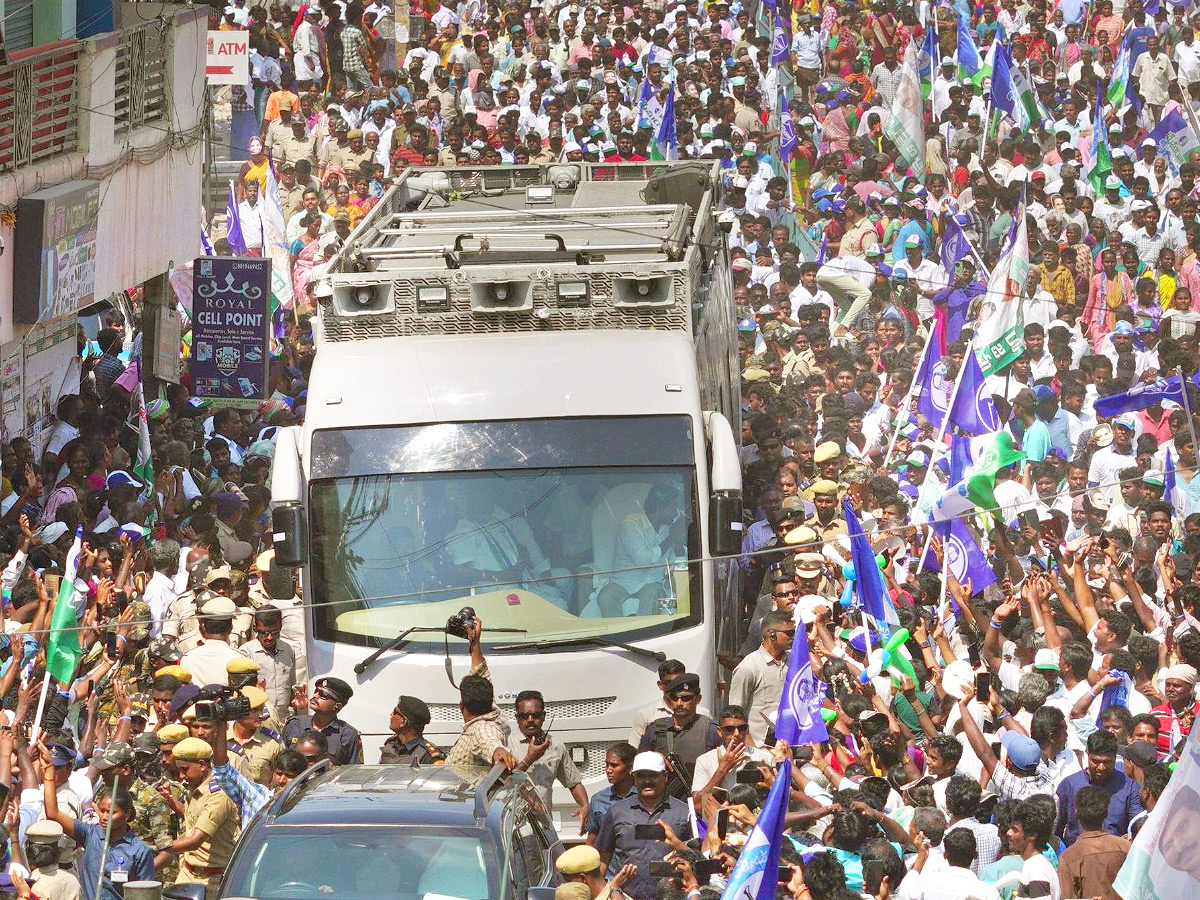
[0,5,208,345]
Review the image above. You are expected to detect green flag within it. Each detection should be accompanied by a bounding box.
[45,528,84,684]
[977,191,1028,377]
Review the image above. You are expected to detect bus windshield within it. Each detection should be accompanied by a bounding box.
[306,417,702,647]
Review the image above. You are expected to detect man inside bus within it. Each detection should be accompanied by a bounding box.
[593,483,688,618]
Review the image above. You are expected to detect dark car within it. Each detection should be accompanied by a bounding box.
[217,763,563,900]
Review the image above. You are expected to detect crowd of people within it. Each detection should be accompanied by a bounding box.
[5,0,1200,900]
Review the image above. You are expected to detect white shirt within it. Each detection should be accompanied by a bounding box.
[1019,852,1060,900]
[900,865,1001,900]
[143,570,178,638]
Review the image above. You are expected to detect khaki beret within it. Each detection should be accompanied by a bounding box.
[556,845,602,875]
[227,657,260,674]
[172,737,213,762]
[783,525,818,546]
[814,441,843,464]
[809,479,839,496]
[157,723,189,744]
[155,665,193,683]
[240,686,269,710]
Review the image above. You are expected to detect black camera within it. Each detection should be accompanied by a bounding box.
[446,606,476,640]
[193,686,252,722]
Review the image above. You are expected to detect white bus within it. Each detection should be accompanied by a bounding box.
[269,162,743,825]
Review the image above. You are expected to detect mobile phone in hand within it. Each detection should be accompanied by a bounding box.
[635,824,666,841]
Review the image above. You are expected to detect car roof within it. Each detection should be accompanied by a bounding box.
[265,764,512,828]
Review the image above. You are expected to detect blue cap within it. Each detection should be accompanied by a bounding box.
[877,264,892,277]
[1114,321,1135,335]
[1001,732,1042,770]
[1032,384,1056,402]
[738,318,756,332]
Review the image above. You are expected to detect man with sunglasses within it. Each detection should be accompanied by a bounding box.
[637,673,720,799]
[237,608,297,714]
[507,690,590,830]
[690,705,775,799]
[281,676,363,765]
[728,609,793,744]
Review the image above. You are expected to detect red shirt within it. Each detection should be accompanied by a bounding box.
[1151,700,1198,753]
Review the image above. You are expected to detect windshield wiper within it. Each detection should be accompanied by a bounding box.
[491,636,666,662]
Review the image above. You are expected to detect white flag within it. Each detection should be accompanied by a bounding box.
[884,40,925,180]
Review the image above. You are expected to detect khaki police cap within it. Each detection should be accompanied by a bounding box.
[742,366,772,382]
[157,723,189,744]
[809,479,839,495]
[814,441,843,464]
[172,737,214,762]
[240,686,269,710]
[795,553,824,577]
[26,820,64,842]
[556,845,602,875]
[783,525,818,547]
[155,665,193,683]
[227,657,260,674]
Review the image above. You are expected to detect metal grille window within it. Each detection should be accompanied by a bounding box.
[114,23,168,134]
[0,43,81,174]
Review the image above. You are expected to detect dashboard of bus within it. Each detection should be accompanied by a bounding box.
[305,416,704,649]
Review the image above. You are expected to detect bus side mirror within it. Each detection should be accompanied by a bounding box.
[710,490,744,557]
[272,504,308,568]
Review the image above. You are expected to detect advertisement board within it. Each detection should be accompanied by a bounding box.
[191,256,270,408]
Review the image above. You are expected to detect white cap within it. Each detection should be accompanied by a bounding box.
[904,234,922,247]
[1033,648,1061,671]
[632,751,667,773]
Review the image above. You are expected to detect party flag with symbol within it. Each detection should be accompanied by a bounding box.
[884,40,925,180]
[932,431,1027,524]
[650,87,678,161]
[977,188,1028,376]
[771,13,789,67]
[1088,90,1113,194]
[45,528,85,684]
[989,40,1019,125]
[1165,450,1178,513]
[225,181,246,256]
[263,158,295,309]
[921,517,998,592]
[720,759,792,900]
[955,13,981,75]
[949,347,1001,435]
[940,213,973,276]
[916,318,948,429]
[774,624,828,745]
[844,498,899,641]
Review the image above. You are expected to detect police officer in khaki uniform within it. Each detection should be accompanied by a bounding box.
[804,479,847,543]
[24,821,82,900]
[226,657,285,733]
[167,738,239,900]
[157,723,190,781]
[813,441,845,481]
[180,701,254,780]
[225,686,283,785]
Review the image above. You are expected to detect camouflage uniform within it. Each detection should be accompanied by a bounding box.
[83,600,154,719]
[130,775,186,882]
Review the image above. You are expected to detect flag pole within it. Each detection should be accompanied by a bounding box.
[915,339,975,574]
[29,671,52,744]
[1178,366,1200,468]
[883,322,937,465]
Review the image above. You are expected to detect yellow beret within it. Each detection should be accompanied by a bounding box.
[157,723,189,744]
[814,441,843,464]
[240,686,268,710]
[172,737,213,762]
[809,478,839,496]
[155,665,193,683]
[227,657,260,674]
[555,845,602,875]
[783,525,818,547]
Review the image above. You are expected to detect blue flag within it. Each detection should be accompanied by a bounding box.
[923,517,998,592]
[816,235,828,265]
[940,214,973,276]
[948,432,973,485]
[651,88,678,161]
[956,16,982,75]
[1094,371,1200,418]
[225,181,246,256]
[844,499,899,641]
[635,75,654,128]
[1165,450,1177,513]
[916,322,948,429]
[989,40,1018,122]
[917,25,938,84]
[949,348,1001,435]
[779,88,796,163]
[720,759,792,900]
[775,625,829,745]
[771,14,789,67]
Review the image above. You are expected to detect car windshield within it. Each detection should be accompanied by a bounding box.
[307,417,702,647]
[223,825,499,900]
